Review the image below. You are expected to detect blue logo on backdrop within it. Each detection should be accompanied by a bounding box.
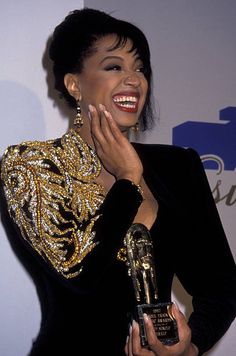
[172,106,236,206]
[172,106,236,171]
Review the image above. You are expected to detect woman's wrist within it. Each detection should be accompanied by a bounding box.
[116,173,142,186]
[117,177,143,194]
[115,178,143,199]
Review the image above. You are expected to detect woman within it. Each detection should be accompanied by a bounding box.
[0,8,235,356]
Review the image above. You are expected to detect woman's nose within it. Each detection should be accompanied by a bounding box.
[123,72,141,87]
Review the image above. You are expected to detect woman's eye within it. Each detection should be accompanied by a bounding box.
[104,65,121,71]
[136,66,146,74]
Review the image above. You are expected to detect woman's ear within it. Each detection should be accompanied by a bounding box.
[64,74,82,101]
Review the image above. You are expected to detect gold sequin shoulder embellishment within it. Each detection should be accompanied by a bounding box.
[1,129,105,278]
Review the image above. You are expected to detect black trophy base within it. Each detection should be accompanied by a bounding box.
[135,302,179,347]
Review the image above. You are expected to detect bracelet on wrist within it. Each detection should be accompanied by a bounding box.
[131,181,143,197]
[116,178,143,199]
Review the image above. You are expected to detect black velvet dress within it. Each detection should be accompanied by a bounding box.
[1,129,235,356]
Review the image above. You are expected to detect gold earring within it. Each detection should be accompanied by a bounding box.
[74,101,84,129]
[131,122,139,132]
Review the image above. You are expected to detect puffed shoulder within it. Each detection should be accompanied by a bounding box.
[0,131,143,285]
[132,141,201,167]
[0,133,106,279]
[132,142,204,201]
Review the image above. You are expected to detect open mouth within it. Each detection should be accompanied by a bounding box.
[112,94,139,113]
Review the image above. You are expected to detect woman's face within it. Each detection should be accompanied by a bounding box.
[74,35,148,131]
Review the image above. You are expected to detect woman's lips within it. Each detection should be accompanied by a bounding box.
[112,93,139,113]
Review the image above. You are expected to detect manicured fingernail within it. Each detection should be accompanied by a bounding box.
[143,313,149,323]
[173,301,180,311]
[132,319,139,328]
[88,104,94,112]
[171,301,180,319]
[104,110,110,118]
[129,323,132,335]
[99,103,105,111]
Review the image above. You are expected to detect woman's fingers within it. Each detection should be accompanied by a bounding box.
[125,307,193,356]
[172,303,191,344]
[131,320,141,354]
[90,103,128,146]
[143,314,166,354]
[89,104,106,149]
[88,103,143,181]
[98,104,118,143]
[147,304,191,355]
[125,323,134,356]
[101,105,125,142]
[126,320,156,356]
[89,104,118,147]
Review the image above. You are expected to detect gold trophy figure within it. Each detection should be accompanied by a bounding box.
[125,223,179,347]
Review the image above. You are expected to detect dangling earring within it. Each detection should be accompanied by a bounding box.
[131,122,139,132]
[74,101,84,129]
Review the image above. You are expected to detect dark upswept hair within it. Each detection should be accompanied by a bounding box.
[49,8,155,130]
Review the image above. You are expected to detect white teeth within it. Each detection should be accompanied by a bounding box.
[118,103,136,108]
[113,96,138,103]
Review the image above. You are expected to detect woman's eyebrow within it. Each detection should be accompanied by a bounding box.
[99,55,141,64]
[99,55,124,64]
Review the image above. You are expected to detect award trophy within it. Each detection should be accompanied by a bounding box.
[125,223,179,347]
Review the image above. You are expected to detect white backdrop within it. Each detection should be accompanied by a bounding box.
[0,1,83,355]
[0,1,235,355]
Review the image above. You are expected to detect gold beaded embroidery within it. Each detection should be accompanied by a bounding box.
[1,129,105,278]
[116,247,127,262]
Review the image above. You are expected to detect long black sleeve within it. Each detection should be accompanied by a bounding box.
[0,135,143,296]
[0,173,142,294]
[132,142,236,355]
[175,148,236,355]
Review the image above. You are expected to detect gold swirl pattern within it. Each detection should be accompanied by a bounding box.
[1,129,105,278]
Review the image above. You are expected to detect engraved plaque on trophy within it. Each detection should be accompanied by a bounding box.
[125,223,179,347]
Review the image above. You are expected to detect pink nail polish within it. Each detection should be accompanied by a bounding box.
[99,104,105,111]
[88,104,94,112]
[129,324,132,335]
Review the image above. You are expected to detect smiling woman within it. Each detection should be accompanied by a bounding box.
[49,8,154,132]
[64,35,148,137]
[0,7,236,356]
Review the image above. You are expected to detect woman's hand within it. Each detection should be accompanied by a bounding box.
[125,304,199,356]
[89,104,143,185]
